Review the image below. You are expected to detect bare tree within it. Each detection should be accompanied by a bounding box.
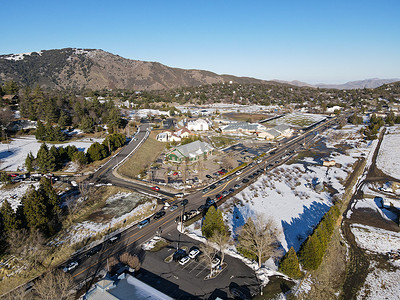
[199,241,217,275]
[1,285,27,300]
[119,252,140,272]
[78,181,91,202]
[210,230,230,265]
[238,214,281,268]
[107,256,119,273]
[34,269,74,300]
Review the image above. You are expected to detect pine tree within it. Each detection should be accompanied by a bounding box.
[25,152,34,173]
[202,206,226,238]
[299,234,324,270]
[87,142,108,162]
[279,247,302,279]
[39,177,60,215]
[0,200,20,232]
[23,187,50,232]
[36,143,56,173]
[35,121,46,141]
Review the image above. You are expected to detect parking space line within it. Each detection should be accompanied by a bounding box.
[181,260,195,270]
[188,260,204,273]
[195,265,208,277]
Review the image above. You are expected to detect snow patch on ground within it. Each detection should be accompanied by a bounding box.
[376,126,400,180]
[350,224,400,254]
[0,182,40,210]
[0,136,104,171]
[357,261,400,300]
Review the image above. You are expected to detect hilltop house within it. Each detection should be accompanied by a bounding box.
[187,119,209,131]
[167,140,214,162]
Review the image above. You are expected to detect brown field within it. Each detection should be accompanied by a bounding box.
[222,112,273,123]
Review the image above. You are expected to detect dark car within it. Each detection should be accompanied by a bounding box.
[222,191,229,196]
[202,187,209,193]
[221,169,227,173]
[210,184,217,190]
[173,249,187,262]
[180,199,189,206]
[206,174,213,179]
[242,178,249,183]
[153,210,166,220]
[234,184,241,189]
[206,197,215,206]
[229,188,235,194]
[198,204,208,212]
[86,245,102,257]
[248,174,254,179]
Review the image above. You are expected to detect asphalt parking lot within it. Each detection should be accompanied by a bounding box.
[141,231,260,299]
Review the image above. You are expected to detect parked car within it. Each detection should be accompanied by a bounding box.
[206,174,213,179]
[153,210,166,220]
[179,256,190,265]
[138,219,150,228]
[211,257,220,268]
[173,249,187,262]
[169,204,178,211]
[235,170,242,175]
[151,186,160,191]
[229,188,235,194]
[234,184,241,189]
[63,261,78,272]
[189,247,200,259]
[108,236,119,244]
[222,191,229,196]
[215,194,223,200]
[197,205,208,212]
[180,199,189,206]
[175,192,184,198]
[209,184,217,190]
[86,245,101,257]
[202,187,209,193]
[242,178,249,183]
[206,197,215,206]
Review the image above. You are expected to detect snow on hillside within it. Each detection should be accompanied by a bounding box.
[351,224,400,254]
[0,182,40,210]
[357,261,400,300]
[0,136,104,171]
[376,125,400,180]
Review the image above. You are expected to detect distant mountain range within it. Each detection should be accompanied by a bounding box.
[0,48,398,91]
[273,78,400,90]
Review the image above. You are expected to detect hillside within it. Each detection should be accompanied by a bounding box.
[0,48,272,90]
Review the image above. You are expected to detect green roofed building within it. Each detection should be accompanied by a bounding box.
[167,140,214,162]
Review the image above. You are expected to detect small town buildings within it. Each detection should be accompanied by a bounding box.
[274,124,293,137]
[187,119,209,131]
[220,122,266,135]
[156,127,193,142]
[322,160,336,167]
[258,128,281,140]
[84,273,173,300]
[167,140,214,162]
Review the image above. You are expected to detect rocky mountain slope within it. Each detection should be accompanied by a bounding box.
[0,48,270,90]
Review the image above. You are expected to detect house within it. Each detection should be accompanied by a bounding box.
[84,273,173,300]
[167,140,214,162]
[156,131,181,142]
[174,127,192,139]
[187,119,209,131]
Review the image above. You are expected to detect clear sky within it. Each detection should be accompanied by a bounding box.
[1,0,399,84]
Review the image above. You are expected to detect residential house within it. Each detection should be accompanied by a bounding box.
[187,119,209,131]
[156,131,181,142]
[84,273,173,300]
[174,127,192,139]
[167,140,214,162]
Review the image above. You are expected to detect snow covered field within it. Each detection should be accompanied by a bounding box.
[0,136,104,171]
[376,125,400,180]
[263,112,326,128]
[0,182,40,210]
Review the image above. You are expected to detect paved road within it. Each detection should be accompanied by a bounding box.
[65,115,340,298]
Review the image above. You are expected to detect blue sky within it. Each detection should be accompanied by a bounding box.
[1,0,399,84]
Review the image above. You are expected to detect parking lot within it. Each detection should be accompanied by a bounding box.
[141,232,260,299]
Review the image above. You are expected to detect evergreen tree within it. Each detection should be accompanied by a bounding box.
[58,111,71,129]
[0,200,20,232]
[80,116,95,133]
[202,206,225,238]
[35,121,46,141]
[23,187,49,232]
[72,151,88,166]
[87,142,109,162]
[25,152,34,173]
[299,234,324,270]
[0,172,11,184]
[39,177,60,215]
[278,247,302,279]
[36,143,56,173]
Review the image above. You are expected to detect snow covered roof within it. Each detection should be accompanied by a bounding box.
[221,122,260,132]
[274,124,290,133]
[266,128,281,137]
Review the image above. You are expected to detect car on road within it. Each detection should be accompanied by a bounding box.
[206,174,213,179]
[206,197,215,206]
[222,190,229,196]
[215,194,223,200]
[63,261,78,272]
[235,170,242,175]
[242,178,249,183]
[202,187,209,193]
[169,204,178,211]
[86,245,102,257]
[209,184,217,190]
[217,170,225,175]
[108,236,119,244]
[178,256,190,265]
[180,199,189,206]
[197,204,208,212]
[138,218,150,228]
[211,257,221,268]
[229,188,235,194]
[189,247,200,259]
[151,186,160,191]
[175,192,184,198]
[248,174,254,179]
[153,210,166,220]
[234,184,241,189]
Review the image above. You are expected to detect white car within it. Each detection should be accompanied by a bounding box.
[188,248,200,259]
[235,170,242,175]
[179,256,190,265]
[63,261,78,272]
[211,257,220,268]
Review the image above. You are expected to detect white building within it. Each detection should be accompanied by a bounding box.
[187,119,209,131]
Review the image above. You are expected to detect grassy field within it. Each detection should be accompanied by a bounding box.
[210,135,237,148]
[117,131,165,178]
